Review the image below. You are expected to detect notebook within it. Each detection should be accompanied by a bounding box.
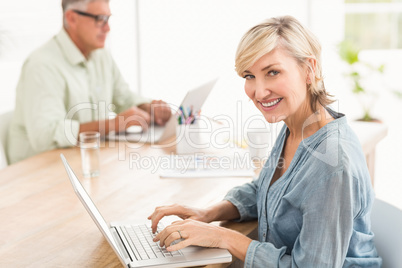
[106,79,217,144]
[60,154,232,268]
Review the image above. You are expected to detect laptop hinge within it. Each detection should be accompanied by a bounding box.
[113,227,135,262]
[115,226,146,263]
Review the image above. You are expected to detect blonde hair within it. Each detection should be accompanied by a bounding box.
[235,16,333,111]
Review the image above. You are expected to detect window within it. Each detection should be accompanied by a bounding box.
[345,0,402,49]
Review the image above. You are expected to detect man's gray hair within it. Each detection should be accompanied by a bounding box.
[62,0,109,28]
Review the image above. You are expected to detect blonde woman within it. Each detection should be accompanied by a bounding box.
[149,16,381,267]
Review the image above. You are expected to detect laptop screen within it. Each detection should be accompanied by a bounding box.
[60,154,124,258]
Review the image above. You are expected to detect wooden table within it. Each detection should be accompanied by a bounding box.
[0,141,257,268]
[1,121,385,267]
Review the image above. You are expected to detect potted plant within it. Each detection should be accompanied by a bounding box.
[338,40,385,122]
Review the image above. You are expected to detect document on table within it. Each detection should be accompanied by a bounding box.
[158,153,256,178]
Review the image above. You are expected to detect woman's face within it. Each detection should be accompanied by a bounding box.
[243,47,310,124]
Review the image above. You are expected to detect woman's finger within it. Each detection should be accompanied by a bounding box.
[149,205,182,233]
[149,204,201,233]
[166,238,192,252]
[155,225,176,247]
[164,230,183,248]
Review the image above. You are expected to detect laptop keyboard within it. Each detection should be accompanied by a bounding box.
[120,223,183,261]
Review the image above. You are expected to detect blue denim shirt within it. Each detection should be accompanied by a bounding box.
[224,111,381,267]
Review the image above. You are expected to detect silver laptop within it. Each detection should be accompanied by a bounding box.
[60,154,232,268]
[107,79,217,144]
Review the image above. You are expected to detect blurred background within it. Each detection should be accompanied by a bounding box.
[0,0,401,207]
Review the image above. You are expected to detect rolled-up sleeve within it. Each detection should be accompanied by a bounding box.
[223,179,259,222]
[245,240,289,268]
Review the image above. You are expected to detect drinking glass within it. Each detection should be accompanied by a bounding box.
[79,132,100,178]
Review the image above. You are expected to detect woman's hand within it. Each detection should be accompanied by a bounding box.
[149,202,252,262]
[147,204,211,233]
[153,219,224,251]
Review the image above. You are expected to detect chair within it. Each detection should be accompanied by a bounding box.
[0,110,13,169]
[371,198,402,268]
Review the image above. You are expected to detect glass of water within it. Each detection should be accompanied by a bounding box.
[79,131,100,178]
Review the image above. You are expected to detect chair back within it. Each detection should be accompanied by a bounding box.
[0,110,14,168]
[371,198,402,268]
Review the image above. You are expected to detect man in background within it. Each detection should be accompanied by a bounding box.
[7,0,171,164]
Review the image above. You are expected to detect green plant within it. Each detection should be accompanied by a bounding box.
[338,40,385,121]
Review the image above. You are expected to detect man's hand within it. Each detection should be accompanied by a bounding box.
[139,100,172,126]
[111,107,151,132]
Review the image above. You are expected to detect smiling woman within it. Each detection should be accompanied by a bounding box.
[148,15,382,267]
[235,16,333,116]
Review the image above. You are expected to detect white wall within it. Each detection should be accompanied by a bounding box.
[137,0,310,138]
[109,0,140,92]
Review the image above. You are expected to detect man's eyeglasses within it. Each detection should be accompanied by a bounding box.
[72,10,111,27]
